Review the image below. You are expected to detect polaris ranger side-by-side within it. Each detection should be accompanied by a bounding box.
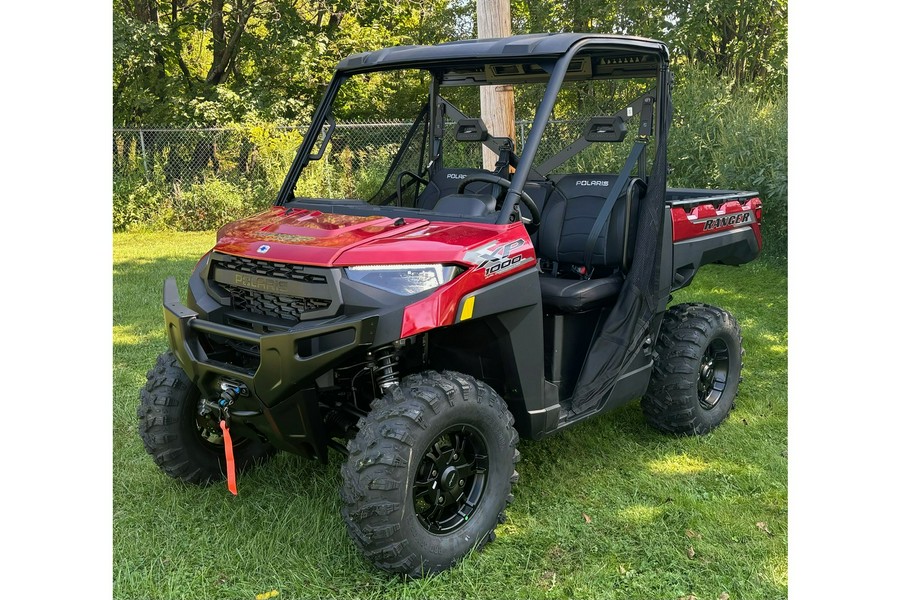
[138,33,762,577]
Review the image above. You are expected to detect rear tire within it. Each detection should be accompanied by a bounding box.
[137,351,276,484]
[340,370,519,577]
[641,303,743,435]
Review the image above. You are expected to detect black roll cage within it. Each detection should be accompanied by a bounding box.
[275,36,671,224]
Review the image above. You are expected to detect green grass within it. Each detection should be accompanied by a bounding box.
[113,232,787,600]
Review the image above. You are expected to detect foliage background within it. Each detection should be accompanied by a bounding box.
[113,0,787,259]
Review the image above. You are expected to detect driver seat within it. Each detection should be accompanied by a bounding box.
[416,168,494,210]
[416,118,511,210]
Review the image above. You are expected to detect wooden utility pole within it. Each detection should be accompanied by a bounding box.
[476,0,515,169]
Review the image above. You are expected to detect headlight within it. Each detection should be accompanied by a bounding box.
[345,264,461,296]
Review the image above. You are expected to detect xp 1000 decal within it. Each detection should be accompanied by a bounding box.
[464,238,534,277]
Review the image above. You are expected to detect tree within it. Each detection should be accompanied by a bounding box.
[113,0,462,126]
[509,0,786,90]
[113,0,787,127]
[668,0,787,88]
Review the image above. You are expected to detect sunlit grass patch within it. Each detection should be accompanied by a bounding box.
[113,324,146,346]
[646,454,711,476]
[618,504,664,524]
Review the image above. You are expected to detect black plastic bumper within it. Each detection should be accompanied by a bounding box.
[163,277,378,459]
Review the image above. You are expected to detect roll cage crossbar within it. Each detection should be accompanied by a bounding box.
[275,35,670,225]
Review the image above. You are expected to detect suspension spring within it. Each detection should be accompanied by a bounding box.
[372,345,400,392]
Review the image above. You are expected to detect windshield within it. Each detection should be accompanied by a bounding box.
[285,51,660,212]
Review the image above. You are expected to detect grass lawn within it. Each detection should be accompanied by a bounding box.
[113,231,787,600]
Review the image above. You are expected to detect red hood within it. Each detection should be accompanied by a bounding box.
[214,206,531,268]
[214,207,430,266]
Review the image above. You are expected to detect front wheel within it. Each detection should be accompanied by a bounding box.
[340,370,519,577]
[137,351,276,484]
[641,303,744,435]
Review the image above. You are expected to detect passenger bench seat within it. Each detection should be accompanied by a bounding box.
[537,174,645,313]
[520,179,555,248]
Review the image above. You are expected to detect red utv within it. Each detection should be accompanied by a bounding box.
[138,33,762,576]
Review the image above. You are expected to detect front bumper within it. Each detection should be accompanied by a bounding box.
[162,277,378,459]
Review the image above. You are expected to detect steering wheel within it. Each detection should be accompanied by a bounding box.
[457,174,541,227]
[396,170,429,204]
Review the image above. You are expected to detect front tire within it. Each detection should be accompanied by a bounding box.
[340,370,519,577]
[137,351,276,484]
[641,303,744,435]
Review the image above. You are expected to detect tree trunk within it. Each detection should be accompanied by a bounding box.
[210,0,226,75]
[171,0,194,90]
[131,0,159,23]
[206,0,256,85]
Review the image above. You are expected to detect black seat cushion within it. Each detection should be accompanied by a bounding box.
[539,273,623,313]
[534,174,645,313]
[521,178,556,249]
[520,179,555,221]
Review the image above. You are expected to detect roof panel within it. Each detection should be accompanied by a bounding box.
[336,33,668,73]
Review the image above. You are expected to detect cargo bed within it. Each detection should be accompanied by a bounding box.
[665,188,762,290]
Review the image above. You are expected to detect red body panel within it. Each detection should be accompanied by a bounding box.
[397,223,536,337]
[671,197,763,249]
[215,207,430,266]
[335,221,526,265]
[213,206,537,338]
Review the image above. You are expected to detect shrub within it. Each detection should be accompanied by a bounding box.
[244,123,305,192]
[112,177,169,232]
[711,92,788,259]
[170,179,258,231]
[670,64,788,259]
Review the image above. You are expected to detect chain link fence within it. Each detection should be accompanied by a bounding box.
[113,126,300,184]
[112,119,626,231]
[112,120,594,184]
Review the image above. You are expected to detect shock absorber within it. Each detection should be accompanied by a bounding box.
[371,345,400,393]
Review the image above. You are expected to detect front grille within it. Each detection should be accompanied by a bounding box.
[212,254,328,284]
[220,284,331,323]
[210,252,337,323]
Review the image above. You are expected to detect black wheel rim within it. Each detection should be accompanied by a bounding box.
[412,425,489,534]
[698,337,730,410]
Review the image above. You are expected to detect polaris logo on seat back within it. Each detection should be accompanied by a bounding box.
[701,211,753,231]
[575,180,610,187]
[446,173,468,180]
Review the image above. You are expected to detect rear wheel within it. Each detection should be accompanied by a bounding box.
[137,351,276,484]
[641,303,744,435]
[340,370,519,577]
